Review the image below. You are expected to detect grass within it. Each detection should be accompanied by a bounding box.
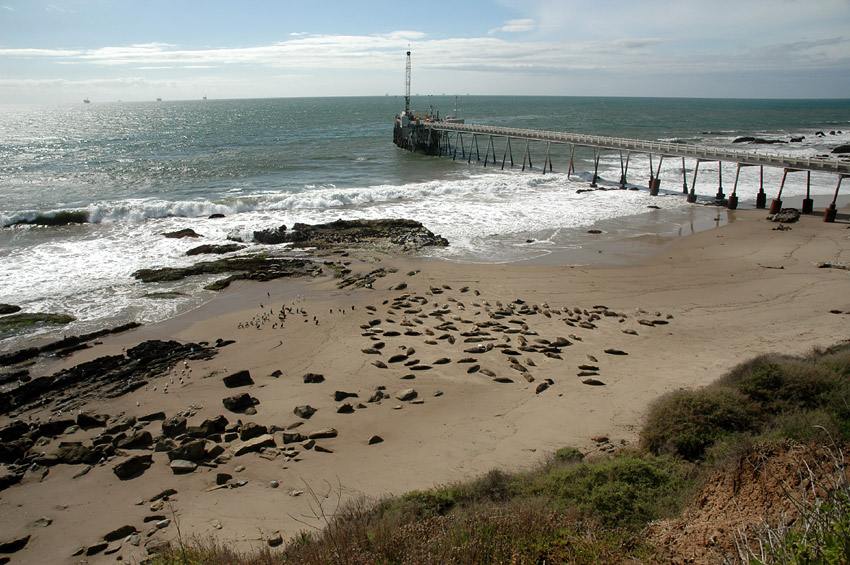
[148,341,850,564]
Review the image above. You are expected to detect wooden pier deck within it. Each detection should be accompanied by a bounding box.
[424,122,850,175]
[412,121,850,219]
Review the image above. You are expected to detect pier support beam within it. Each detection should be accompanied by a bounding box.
[543,142,553,174]
[802,171,813,213]
[567,145,575,179]
[715,163,724,200]
[756,167,766,209]
[591,149,600,187]
[688,160,700,203]
[501,138,513,170]
[649,154,663,196]
[729,165,741,210]
[824,175,847,222]
[681,157,688,194]
[769,169,790,214]
[619,152,630,188]
[521,139,532,171]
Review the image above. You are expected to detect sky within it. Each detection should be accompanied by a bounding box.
[0,0,849,104]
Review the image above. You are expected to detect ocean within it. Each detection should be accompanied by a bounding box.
[1,95,848,351]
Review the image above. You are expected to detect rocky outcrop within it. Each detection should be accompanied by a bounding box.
[0,304,21,315]
[768,208,801,223]
[186,244,245,256]
[132,256,322,290]
[163,228,202,239]
[0,340,215,415]
[832,144,850,154]
[112,454,153,480]
[0,322,141,367]
[253,219,449,251]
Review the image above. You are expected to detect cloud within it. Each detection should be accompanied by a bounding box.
[489,18,536,34]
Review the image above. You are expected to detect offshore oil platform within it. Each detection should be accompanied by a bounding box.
[393,51,462,155]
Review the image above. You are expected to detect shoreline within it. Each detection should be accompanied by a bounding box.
[2,204,850,563]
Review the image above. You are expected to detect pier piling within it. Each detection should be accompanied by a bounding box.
[397,119,849,214]
[688,160,700,203]
[802,171,813,214]
[824,175,847,222]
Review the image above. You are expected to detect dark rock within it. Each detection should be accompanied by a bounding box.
[253,219,450,250]
[222,393,258,413]
[603,349,628,356]
[150,488,178,502]
[302,373,324,384]
[209,213,226,219]
[139,411,166,422]
[307,428,338,440]
[790,136,805,143]
[333,391,358,402]
[112,454,153,480]
[167,440,206,462]
[132,257,320,288]
[186,244,245,256]
[86,542,109,556]
[294,405,317,419]
[0,304,21,315]
[223,370,254,388]
[170,459,197,474]
[768,208,801,223]
[368,435,383,445]
[0,339,213,416]
[116,430,153,449]
[39,419,75,437]
[162,416,187,438]
[232,434,276,456]
[0,420,30,443]
[6,210,88,227]
[396,388,417,401]
[103,524,137,542]
[336,403,354,414]
[0,535,29,553]
[76,412,108,429]
[163,228,202,239]
[216,473,232,485]
[55,443,102,465]
[239,422,268,441]
[832,144,850,154]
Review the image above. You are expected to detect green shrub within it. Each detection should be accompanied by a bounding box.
[641,388,755,461]
[734,359,835,412]
[555,446,585,463]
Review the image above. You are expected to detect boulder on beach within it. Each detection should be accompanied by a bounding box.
[222,393,259,413]
[112,454,153,480]
[186,243,245,256]
[223,370,254,388]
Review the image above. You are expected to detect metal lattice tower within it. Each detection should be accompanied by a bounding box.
[404,51,411,114]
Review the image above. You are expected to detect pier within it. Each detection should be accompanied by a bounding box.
[395,118,849,220]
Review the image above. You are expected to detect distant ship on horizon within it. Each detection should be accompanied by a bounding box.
[83,98,90,104]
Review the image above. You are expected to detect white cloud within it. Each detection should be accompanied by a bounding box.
[489,18,536,34]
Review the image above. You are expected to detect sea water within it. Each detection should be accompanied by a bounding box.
[1,96,848,350]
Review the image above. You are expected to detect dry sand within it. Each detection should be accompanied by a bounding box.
[2,205,850,563]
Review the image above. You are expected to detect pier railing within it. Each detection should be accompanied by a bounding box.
[423,122,850,175]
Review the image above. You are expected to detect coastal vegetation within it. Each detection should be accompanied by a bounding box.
[150,341,850,563]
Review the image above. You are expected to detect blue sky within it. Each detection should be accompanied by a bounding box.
[1,0,848,103]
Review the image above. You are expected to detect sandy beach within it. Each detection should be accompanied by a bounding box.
[2,203,850,563]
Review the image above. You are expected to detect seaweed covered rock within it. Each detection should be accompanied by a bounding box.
[253,219,449,250]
